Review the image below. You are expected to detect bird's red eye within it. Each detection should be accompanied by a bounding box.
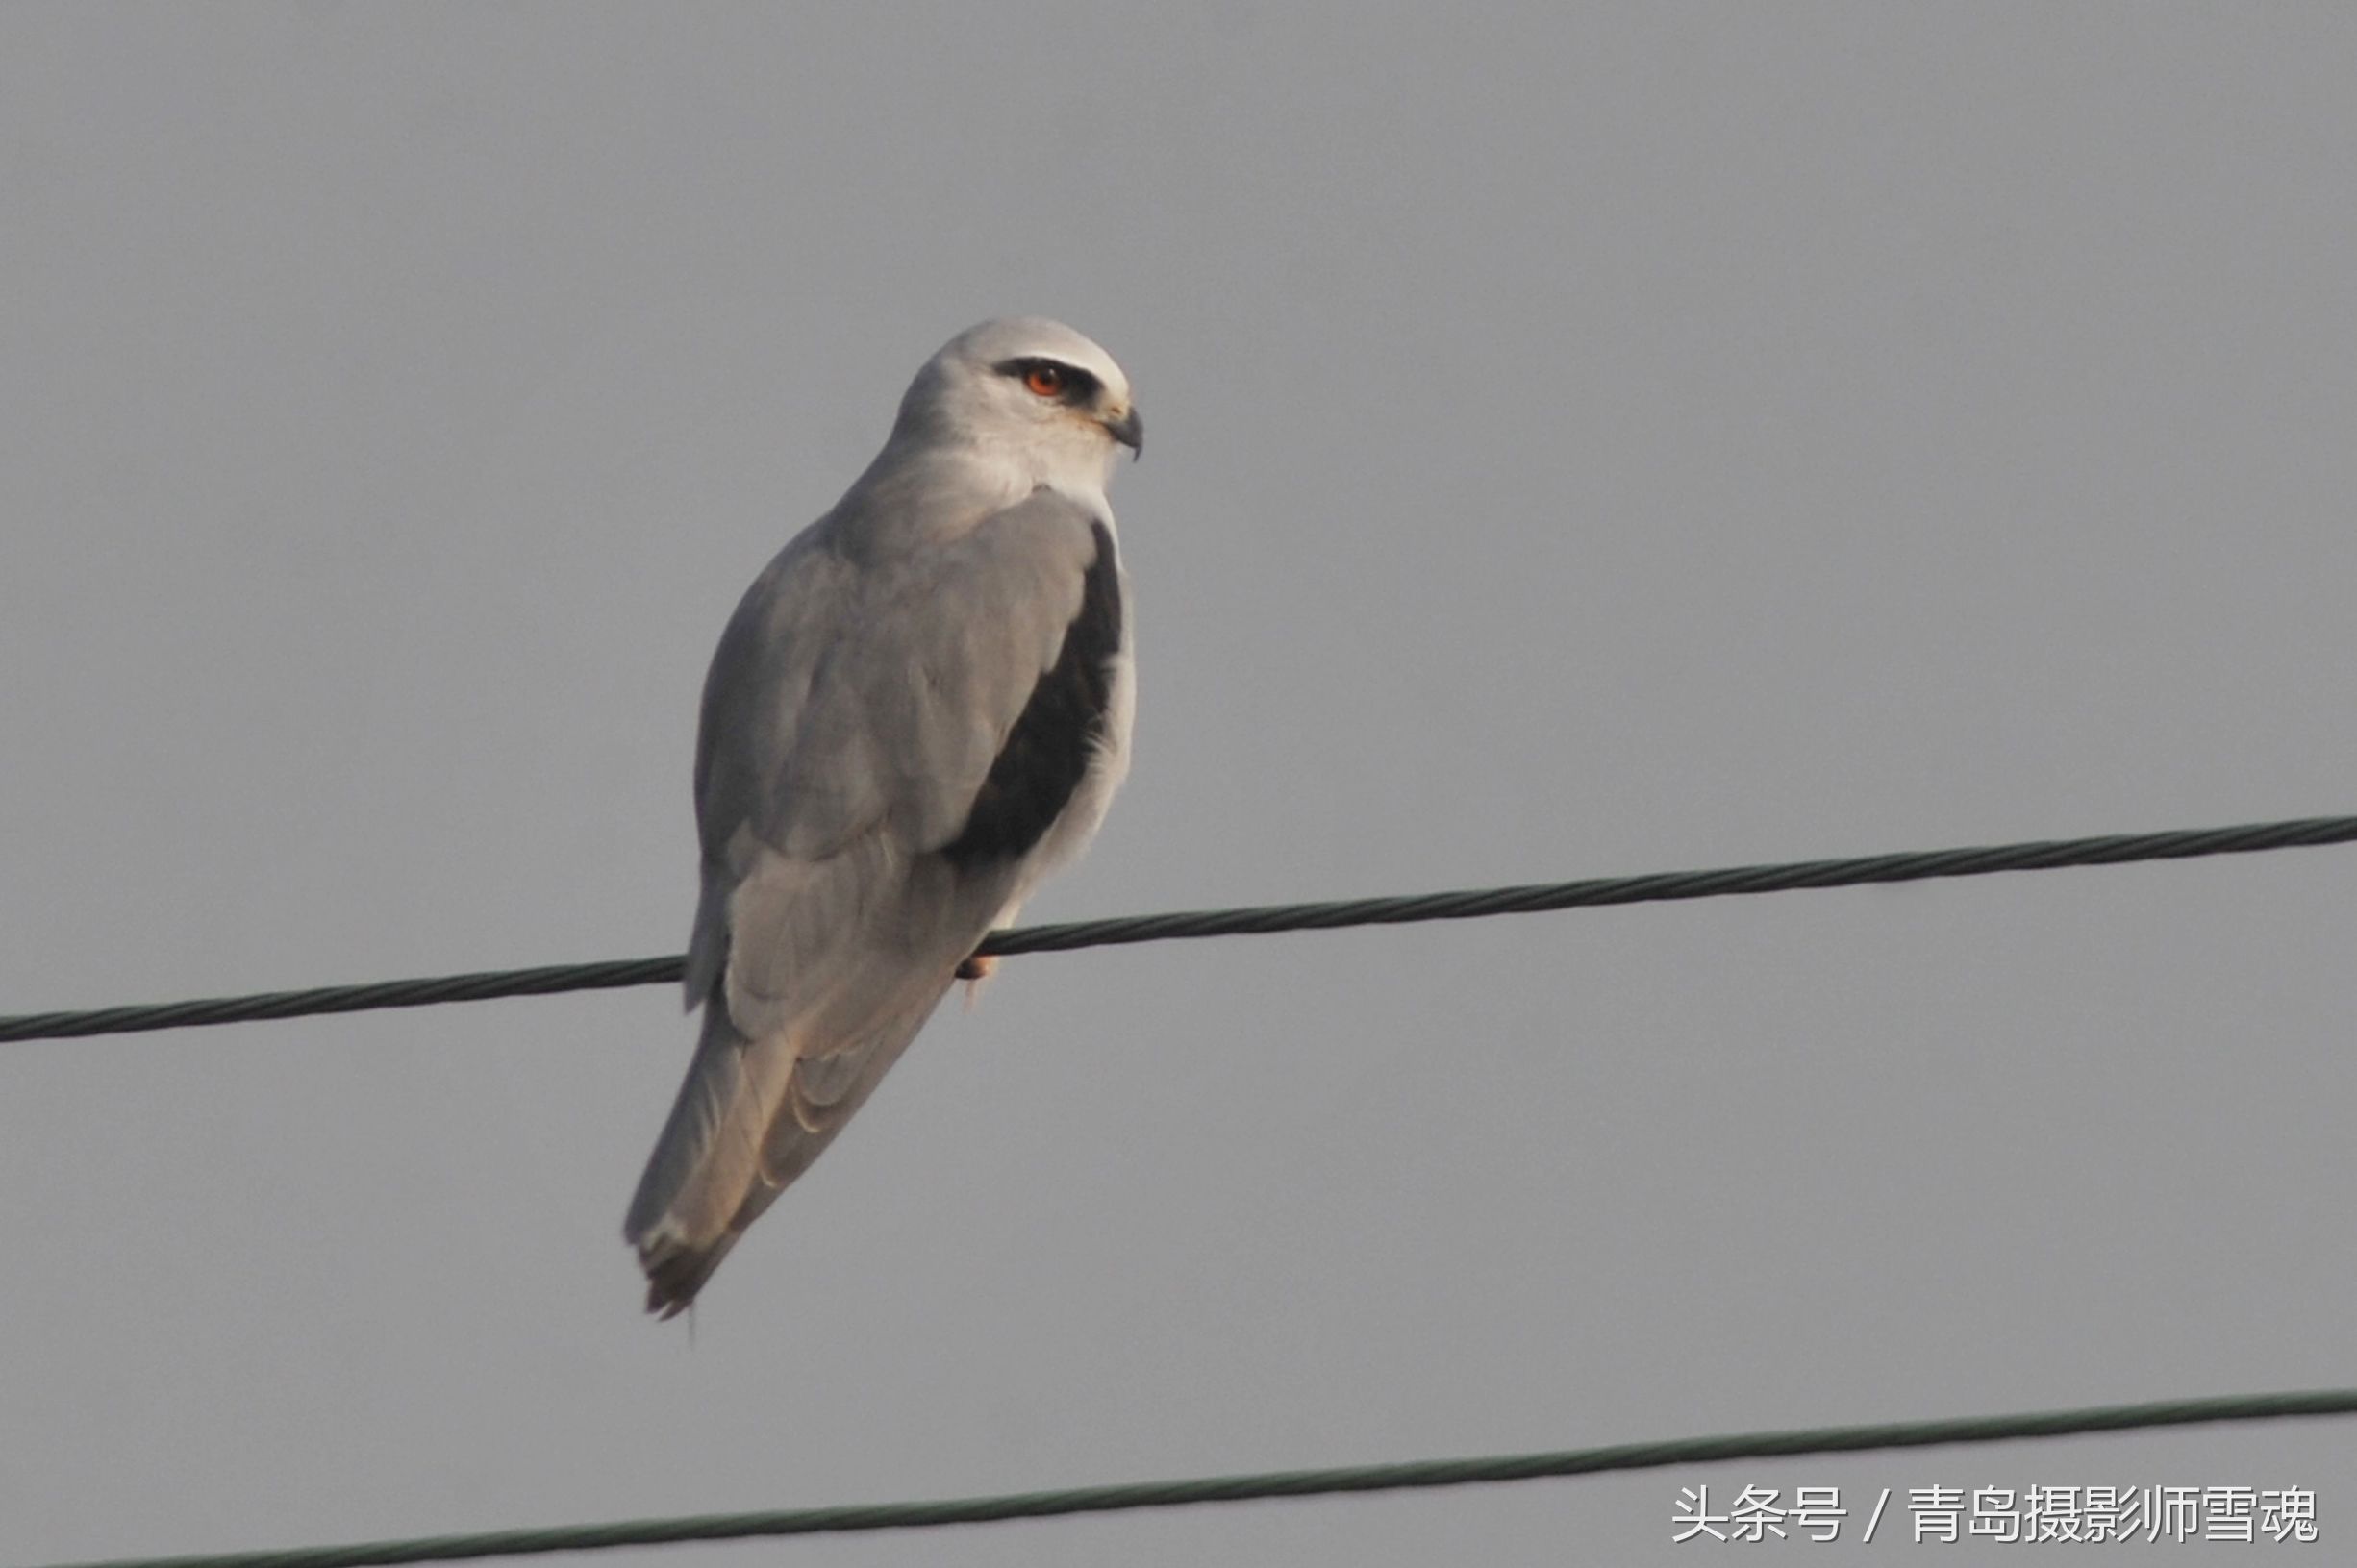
[1024,363,1066,397]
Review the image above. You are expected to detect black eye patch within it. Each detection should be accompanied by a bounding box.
[993,357,1103,405]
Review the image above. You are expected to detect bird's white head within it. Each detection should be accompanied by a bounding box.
[888,317,1142,506]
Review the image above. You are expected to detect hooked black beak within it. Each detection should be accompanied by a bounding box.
[1104,406,1143,460]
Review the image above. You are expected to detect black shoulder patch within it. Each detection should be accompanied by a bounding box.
[942,521,1122,871]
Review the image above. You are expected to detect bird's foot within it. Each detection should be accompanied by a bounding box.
[957,953,997,1009]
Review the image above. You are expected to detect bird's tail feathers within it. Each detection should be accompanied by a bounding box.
[621,971,962,1319]
[623,1002,792,1319]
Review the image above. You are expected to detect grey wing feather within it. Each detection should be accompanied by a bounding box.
[627,489,1112,1316]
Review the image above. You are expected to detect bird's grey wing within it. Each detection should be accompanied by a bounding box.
[626,492,1119,1313]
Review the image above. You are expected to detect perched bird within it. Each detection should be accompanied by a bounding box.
[624,318,1141,1317]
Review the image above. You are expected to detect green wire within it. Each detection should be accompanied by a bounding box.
[34,1388,2357,1568]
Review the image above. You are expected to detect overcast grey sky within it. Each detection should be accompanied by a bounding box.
[4,6,2354,1564]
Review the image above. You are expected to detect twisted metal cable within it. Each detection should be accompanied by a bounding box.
[5,812,2353,1046]
[35,1388,2357,1568]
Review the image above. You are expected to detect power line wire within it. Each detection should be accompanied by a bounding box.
[5,811,2353,1046]
[36,1388,2357,1568]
